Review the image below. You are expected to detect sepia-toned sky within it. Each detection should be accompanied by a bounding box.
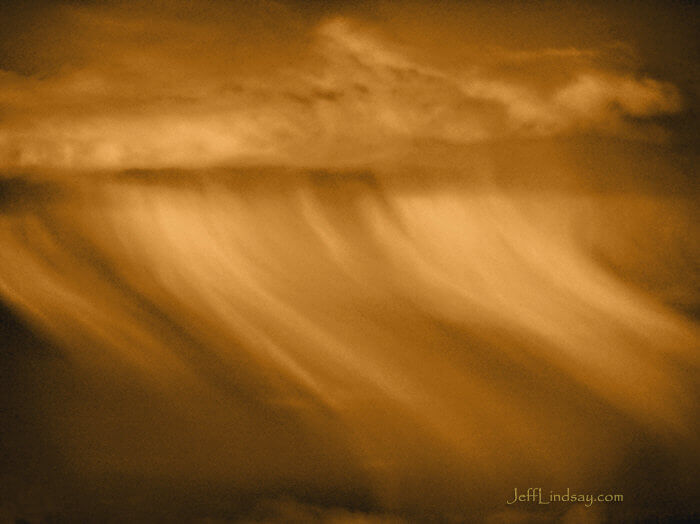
[0,0,697,169]
[0,1,698,523]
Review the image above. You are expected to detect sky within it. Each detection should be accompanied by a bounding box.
[0,2,698,523]
[0,0,697,169]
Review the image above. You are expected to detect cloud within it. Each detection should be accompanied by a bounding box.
[460,71,682,135]
[555,73,682,119]
[0,6,686,170]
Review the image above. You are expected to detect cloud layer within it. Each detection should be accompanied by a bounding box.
[0,2,687,170]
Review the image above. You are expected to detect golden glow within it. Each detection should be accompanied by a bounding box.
[0,1,697,522]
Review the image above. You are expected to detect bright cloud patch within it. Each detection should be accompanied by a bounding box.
[0,9,685,170]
